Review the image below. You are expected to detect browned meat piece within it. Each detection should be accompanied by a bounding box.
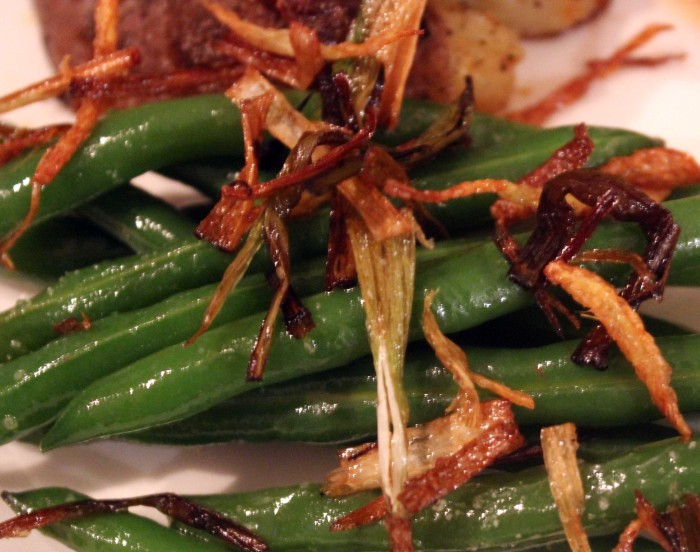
[33,0,359,73]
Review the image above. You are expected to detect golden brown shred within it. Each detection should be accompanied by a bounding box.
[543,260,691,440]
[541,423,591,552]
[330,400,525,531]
[0,124,70,167]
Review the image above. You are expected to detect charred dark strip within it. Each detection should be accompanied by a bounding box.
[0,491,267,552]
[503,169,679,369]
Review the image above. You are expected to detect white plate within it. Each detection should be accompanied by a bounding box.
[1,1,699,549]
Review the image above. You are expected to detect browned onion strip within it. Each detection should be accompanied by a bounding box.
[543,260,691,440]
[422,290,534,410]
[600,147,700,202]
[0,100,102,269]
[323,391,483,497]
[541,423,591,552]
[203,0,414,59]
[0,491,267,552]
[331,400,525,531]
[93,0,119,57]
[0,48,139,115]
[0,124,70,167]
[507,25,682,125]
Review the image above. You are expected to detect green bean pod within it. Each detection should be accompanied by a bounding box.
[76,185,197,253]
[173,437,698,550]
[0,239,472,446]
[129,333,700,445]
[0,109,658,361]
[6,437,694,551]
[39,194,700,449]
[2,488,231,552]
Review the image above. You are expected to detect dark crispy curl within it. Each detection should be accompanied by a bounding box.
[501,168,679,369]
[0,491,268,552]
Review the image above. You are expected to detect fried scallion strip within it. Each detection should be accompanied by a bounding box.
[346,209,416,528]
[600,147,700,202]
[0,491,267,552]
[331,400,525,531]
[541,423,591,552]
[543,260,691,440]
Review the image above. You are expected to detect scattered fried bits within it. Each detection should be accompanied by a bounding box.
[614,492,700,552]
[544,260,691,440]
[541,423,591,552]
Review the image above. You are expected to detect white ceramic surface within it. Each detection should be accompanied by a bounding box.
[0,1,699,549]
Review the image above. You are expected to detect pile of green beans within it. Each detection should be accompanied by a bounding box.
[1,94,699,551]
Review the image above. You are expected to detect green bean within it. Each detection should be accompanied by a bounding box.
[6,437,692,551]
[6,183,192,281]
[172,437,697,550]
[0,239,474,446]
[39,194,700,449]
[0,96,244,237]
[129,334,700,445]
[0,213,331,362]
[2,488,231,552]
[76,185,197,253]
[7,216,129,282]
[0,101,657,361]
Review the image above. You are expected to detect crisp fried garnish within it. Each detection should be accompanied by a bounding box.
[330,400,525,531]
[0,491,268,552]
[0,124,70,166]
[323,391,482,497]
[614,492,700,552]
[93,0,119,57]
[351,0,428,128]
[422,290,534,410]
[339,177,414,242]
[600,147,700,202]
[0,100,102,269]
[541,423,591,552]
[202,0,414,90]
[543,260,691,440]
[0,48,139,115]
[346,210,416,520]
[501,169,679,369]
[226,68,329,148]
[0,0,132,269]
[507,25,684,125]
[53,312,92,336]
[188,92,272,345]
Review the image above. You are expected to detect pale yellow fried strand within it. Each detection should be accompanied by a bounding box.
[225,68,328,148]
[93,0,120,56]
[543,261,692,440]
[423,289,535,410]
[0,49,138,115]
[347,214,416,517]
[324,391,482,497]
[362,0,428,127]
[541,423,591,552]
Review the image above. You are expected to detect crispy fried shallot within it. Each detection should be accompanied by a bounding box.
[502,169,679,370]
[541,423,591,552]
[0,491,267,552]
[614,492,700,552]
[507,24,684,125]
[330,400,525,531]
[544,260,691,440]
[0,124,70,167]
[600,147,700,202]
